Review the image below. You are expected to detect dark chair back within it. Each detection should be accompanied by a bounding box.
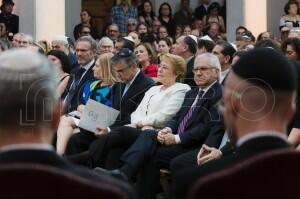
[188,149,300,199]
[0,163,127,199]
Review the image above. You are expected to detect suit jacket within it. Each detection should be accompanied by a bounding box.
[166,82,224,148]
[62,61,95,112]
[111,71,155,127]
[0,13,19,34]
[194,5,209,20]
[170,135,291,199]
[184,56,197,88]
[0,148,134,198]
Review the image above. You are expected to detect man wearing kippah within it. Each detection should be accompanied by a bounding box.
[170,48,297,199]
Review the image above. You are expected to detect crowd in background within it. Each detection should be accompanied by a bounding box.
[0,0,300,199]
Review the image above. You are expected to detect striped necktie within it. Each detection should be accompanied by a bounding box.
[177,90,205,134]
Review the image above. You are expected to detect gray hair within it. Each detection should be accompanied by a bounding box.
[0,49,58,127]
[127,18,137,25]
[98,37,114,49]
[76,36,97,50]
[195,53,221,78]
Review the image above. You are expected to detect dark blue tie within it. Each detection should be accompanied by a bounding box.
[65,67,86,105]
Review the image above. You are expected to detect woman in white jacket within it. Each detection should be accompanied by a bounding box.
[83,53,191,168]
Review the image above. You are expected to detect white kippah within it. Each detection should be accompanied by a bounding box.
[200,35,213,42]
[52,35,68,44]
[123,36,134,43]
[187,35,198,44]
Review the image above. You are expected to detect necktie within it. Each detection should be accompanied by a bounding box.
[177,90,205,134]
[64,67,86,105]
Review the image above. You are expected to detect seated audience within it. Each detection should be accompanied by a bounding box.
[170,48,297,199]
[0,49,133,197]
[80,53,190,170]
[64,48,155,157]
[56,53,117,155]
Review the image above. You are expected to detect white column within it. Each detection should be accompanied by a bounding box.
[36,0,65,41]
[65,0,81,41]
[267,0,286,39]
[16,0,65,41]
[244,0,267,38]
[226,0,244,42]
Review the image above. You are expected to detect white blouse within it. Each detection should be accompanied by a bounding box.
[131,83,191,128]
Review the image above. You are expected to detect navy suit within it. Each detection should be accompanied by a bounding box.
[119,82,224,199]
[65,71,155,156]
[194,4,209,20]
[62,62,95,113]
[184,56,197,88]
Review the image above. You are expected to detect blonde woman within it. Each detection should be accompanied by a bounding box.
[56,53,118,155]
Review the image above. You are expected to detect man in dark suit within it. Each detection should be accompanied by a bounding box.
[65,48,155,157]
[98,53,224,198]
[62,36,97,113]
[172,35,197,88]
[0,0,18,35]
[170,48,297,199]
[0,49,134,198]
[194,0,211,20]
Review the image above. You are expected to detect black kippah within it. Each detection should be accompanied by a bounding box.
[232,48,297,91]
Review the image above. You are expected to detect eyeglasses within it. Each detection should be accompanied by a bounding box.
[127,23,136,26]
[192,66,215,73]
[81,31,91,34]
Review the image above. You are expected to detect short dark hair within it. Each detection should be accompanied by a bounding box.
[111,48,137,66]
[254,39,282,53]
[197,39,216,52]
[116,37,135,51]
[282,37,300,60]
[208,2,220,14]
[184,36,197,54]
[216,40,236,63]
[284,1,298,15]
[47,50,72,73]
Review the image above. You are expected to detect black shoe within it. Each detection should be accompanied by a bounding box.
[94,167,128,182]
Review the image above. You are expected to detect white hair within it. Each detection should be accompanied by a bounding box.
[195,53,221,78]
[98,36,114,48]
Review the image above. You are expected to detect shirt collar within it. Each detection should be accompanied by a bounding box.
[199,80,217,95]
[236,131,287,147]
[186,56,194,63]
[220,69,230,83]
[126,68,140,87]
[82,59,95,71]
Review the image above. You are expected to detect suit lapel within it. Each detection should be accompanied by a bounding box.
[185,82,221,128]
[121,72,142,103]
